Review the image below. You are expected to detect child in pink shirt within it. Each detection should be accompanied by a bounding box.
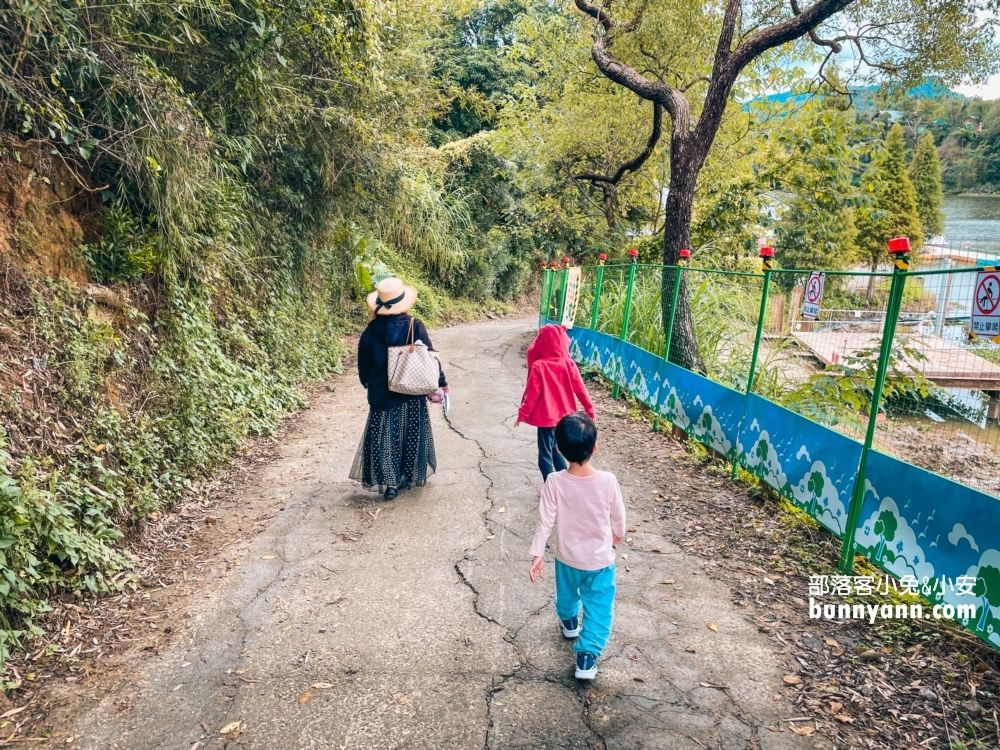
[528,413,625,680]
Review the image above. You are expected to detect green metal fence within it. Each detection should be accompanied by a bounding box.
[539,242,1000,575]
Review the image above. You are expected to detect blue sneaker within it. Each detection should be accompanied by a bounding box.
[575,652,597,680]
[560,615,580,638]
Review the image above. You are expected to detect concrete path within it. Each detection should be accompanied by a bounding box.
[67,318,809,749]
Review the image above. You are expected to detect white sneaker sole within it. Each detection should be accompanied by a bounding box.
[575,665,597,680]
[561,625,580,638]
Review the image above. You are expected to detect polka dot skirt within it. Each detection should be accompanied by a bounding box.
[350,399,437,492]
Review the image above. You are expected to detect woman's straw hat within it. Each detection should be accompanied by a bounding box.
[367,277,418,316]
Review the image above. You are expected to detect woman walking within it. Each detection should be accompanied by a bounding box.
[350,277,447,500]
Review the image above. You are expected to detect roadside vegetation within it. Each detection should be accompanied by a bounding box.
[0,0,997,679]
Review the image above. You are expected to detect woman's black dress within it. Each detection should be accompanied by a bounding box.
[350,313,446,492]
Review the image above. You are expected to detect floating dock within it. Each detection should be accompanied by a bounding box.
[791,329,1000,390]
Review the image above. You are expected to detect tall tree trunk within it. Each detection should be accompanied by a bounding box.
[572,0,857,375]
[661,139,707,372]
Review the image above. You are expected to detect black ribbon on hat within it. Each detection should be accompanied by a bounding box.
[374,291,405,314]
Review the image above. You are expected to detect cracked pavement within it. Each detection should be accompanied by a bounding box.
[66,318,812,749]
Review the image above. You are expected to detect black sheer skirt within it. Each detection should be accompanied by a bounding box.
[349,399,436,493]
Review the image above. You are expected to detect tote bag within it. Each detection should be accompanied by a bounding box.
[387,319,441,396]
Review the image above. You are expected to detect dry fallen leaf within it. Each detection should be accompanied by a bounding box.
[310,682,334,689]
[0,707,26,721]
[699,681,727,689]
[829,701,843,713]
[621,553,629,560]
[707,622,718,632]
[262,555,276,560]
[789,724,815,736]
[498,507,506,513]
[660,579,676,585]
[685,645,696,653]
[783,675,802,685]
[298,688,320,704]
[219,721,242,736]
[834,714,854,723]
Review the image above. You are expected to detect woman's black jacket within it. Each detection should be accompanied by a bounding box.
[357,313,447,412]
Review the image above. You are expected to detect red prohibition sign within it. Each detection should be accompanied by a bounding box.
[977,273,1000,315]
[805,274,823,304]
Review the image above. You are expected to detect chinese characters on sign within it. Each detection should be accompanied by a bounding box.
[801,271,825,321]
[972,269,1000,339]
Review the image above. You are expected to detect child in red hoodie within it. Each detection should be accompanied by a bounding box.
[515,324,596,480]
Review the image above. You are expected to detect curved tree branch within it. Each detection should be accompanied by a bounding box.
[575,102,663,185]
[575,0,691,134]
[694,0,857,147]
[790,0,844,52]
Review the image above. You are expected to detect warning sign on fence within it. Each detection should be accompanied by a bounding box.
[972,269,1000,339]
[561,267,582,329]
[802,271,825,320]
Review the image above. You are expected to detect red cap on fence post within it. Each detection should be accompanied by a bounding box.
[549,260,558,269]
[598,253,607,266]
[888,236,911,271]
[628,247,639,263]
[888,237,910,254]
[759,246,775,271]
[539,259,547,270]
[678,248,691,267]
[562,256,571,269]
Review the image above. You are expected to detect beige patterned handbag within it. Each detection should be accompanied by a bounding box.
[387,319,441,395]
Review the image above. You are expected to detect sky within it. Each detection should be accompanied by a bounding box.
[957,75,1000,100]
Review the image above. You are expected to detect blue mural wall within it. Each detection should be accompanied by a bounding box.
[559,323,1000,649]
[567,327,742,460]
[737,395,861,538]
[853,451,1000,646]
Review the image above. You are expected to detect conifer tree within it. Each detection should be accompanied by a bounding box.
[856,123,924,297]
[909,132,945,237]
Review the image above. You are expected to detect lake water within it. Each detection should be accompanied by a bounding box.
[941,194,1000,248]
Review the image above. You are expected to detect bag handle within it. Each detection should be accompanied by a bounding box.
[388,318,417,387]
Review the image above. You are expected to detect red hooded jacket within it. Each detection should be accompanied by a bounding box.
[518,325,596,428]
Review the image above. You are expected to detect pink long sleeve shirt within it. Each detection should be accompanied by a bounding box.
[529,470,626,571]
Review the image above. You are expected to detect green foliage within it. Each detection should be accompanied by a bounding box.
[0,0,541,665]
[780,335,936,430]
[81,203,161,283]
[856,124,924,277]
[909,132,945,236]
[772,102,863,287]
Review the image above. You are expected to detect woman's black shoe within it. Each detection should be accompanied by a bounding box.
[398,477,411,491]
[384,487,398,501]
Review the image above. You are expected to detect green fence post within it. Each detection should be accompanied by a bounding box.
[538,259,549,322]
[731,246,774,479]
[612,248,639,400]
[557,256,570,325]
[653,249,690,432]
[838,237,912,573]
[590,253,607,330]
[545,259,558,320]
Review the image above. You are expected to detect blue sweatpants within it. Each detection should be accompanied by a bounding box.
[555,560,616,657]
